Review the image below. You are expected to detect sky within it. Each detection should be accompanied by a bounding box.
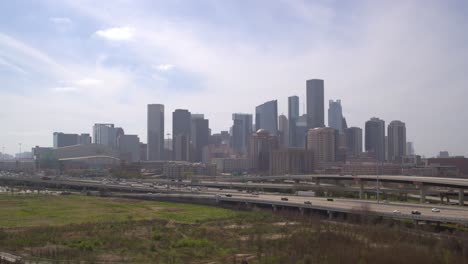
[0,0,467,157]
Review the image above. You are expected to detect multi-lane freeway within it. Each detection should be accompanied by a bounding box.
[1,172,468,225]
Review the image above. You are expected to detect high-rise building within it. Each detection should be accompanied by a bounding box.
[255,100,278,135]
[231,113,253,154]
[365,117,386,161]
[328,100,343,134]
[387,120,406,162]
[278,114,289,148]
[118,135,140,162]
[147,104,164,161]
[139,143,148,161]
[78,134,92,145]
[345,127,363,158]
[191,116,209,162]
[295,114,308,148]
[307,127,336,164]
[270,148,314,175]
[306,79,324,129]
[93,124,122,148]
[53,133,78,148]
[172,109,191,161]
[406,142,415,156]
[53,133,91,148]
[288,96,299,147]
[248,129,279,174]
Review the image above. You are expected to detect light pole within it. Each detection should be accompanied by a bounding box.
[376,161,380,204]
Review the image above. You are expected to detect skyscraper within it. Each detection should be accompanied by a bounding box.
[248,129,279,174]
[307,127,336,164]
[93,124,121,148]
[231,113,253,154]
[191,115,209,162]
[278,114,288,147]
[328,100,343,134]
[288,96,299,147]
[172,109,191,161]
[345,127,363,158]
[255,100,278,135]
[306,79,324,129]
[147,104,164,161]
[387,120,406,162]
[365,117,386,161]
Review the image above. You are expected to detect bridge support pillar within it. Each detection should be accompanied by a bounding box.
[419,186,426,203]
[299,207,304,215]
[359,182,364,199]
[440,194,444,204]
[272,204,277,212]
[459,189,464,206]
[315,178,320,186]
[328,210,333,219]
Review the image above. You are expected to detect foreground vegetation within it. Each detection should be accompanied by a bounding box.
[0,194,467,263]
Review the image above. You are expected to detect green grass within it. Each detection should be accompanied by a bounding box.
[0,194,244,227]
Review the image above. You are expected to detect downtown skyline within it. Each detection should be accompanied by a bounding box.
[1,1,468,157]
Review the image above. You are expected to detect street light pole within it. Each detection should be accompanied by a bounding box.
[376,162,380,204]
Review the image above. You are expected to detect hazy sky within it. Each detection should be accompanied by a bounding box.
[0,0,467,157]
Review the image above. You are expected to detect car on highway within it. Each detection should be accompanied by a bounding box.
[225,194,232,197]
[327,198,334,202]
[281,197,288,201]
[431,208,441,213]
[411,210,421,215]
[304,201,312,205]
[392,210,401,215]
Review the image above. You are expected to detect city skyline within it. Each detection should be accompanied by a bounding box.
[1,1,468,157]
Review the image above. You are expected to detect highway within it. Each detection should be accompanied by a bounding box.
[1,172,468,225]
[223,174,468,188]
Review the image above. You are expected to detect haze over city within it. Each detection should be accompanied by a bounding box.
[1,0,468,157]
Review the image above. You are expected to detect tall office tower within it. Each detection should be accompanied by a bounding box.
[191,115,209,162]
[255,100,278,135]
[406,142,414,155]
[248,129,279,174]
[306,79,325,129]
[328,100,343,134]
[342,117,348,130]
[295,114,308,148]
[147,104,164,160]
[53,132,79,148]
[118,135,140,162]
[307,127,336,163]
[288,96,299,147]
[172,109,191,161]
[278,114,289,147]
[365,117,386,161]
[387,120,406,162]
[93,124,121,148]
[231,113,253,154]
[345,127,363,158]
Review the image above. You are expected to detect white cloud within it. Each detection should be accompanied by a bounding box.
[52,86,79,92]
[75,78,102,86]
[155,64,174,71]
[49,17,72,25]
[95,26,134,41]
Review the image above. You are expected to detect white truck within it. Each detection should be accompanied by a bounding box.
[296,191,316,197]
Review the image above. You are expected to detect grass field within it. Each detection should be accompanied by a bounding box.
[0,194,244,227]
[0,193,467,263]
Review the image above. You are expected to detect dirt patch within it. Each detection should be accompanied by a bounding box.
[164,208,183,212]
